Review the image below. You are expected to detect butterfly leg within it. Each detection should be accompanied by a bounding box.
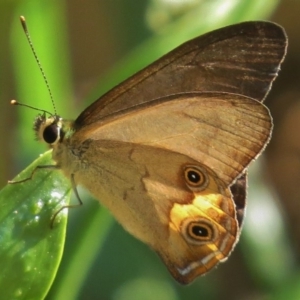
[50,173,83,228]
[8,165,59,184]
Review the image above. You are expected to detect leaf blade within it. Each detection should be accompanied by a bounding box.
[0,151,71,299]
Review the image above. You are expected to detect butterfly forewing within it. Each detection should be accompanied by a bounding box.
[75,21,287,127]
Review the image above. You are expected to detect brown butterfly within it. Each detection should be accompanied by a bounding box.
[16,20,288,284]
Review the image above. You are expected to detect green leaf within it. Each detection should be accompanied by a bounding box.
[0,150,71,299]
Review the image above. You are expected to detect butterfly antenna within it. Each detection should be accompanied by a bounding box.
[20,16,57,115]
[10,100,53,116]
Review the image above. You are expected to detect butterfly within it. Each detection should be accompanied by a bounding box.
[15,20,288,284]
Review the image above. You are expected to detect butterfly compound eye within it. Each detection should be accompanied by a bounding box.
[43,123,60,144]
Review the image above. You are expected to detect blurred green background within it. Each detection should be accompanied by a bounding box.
[1,0,300,299]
